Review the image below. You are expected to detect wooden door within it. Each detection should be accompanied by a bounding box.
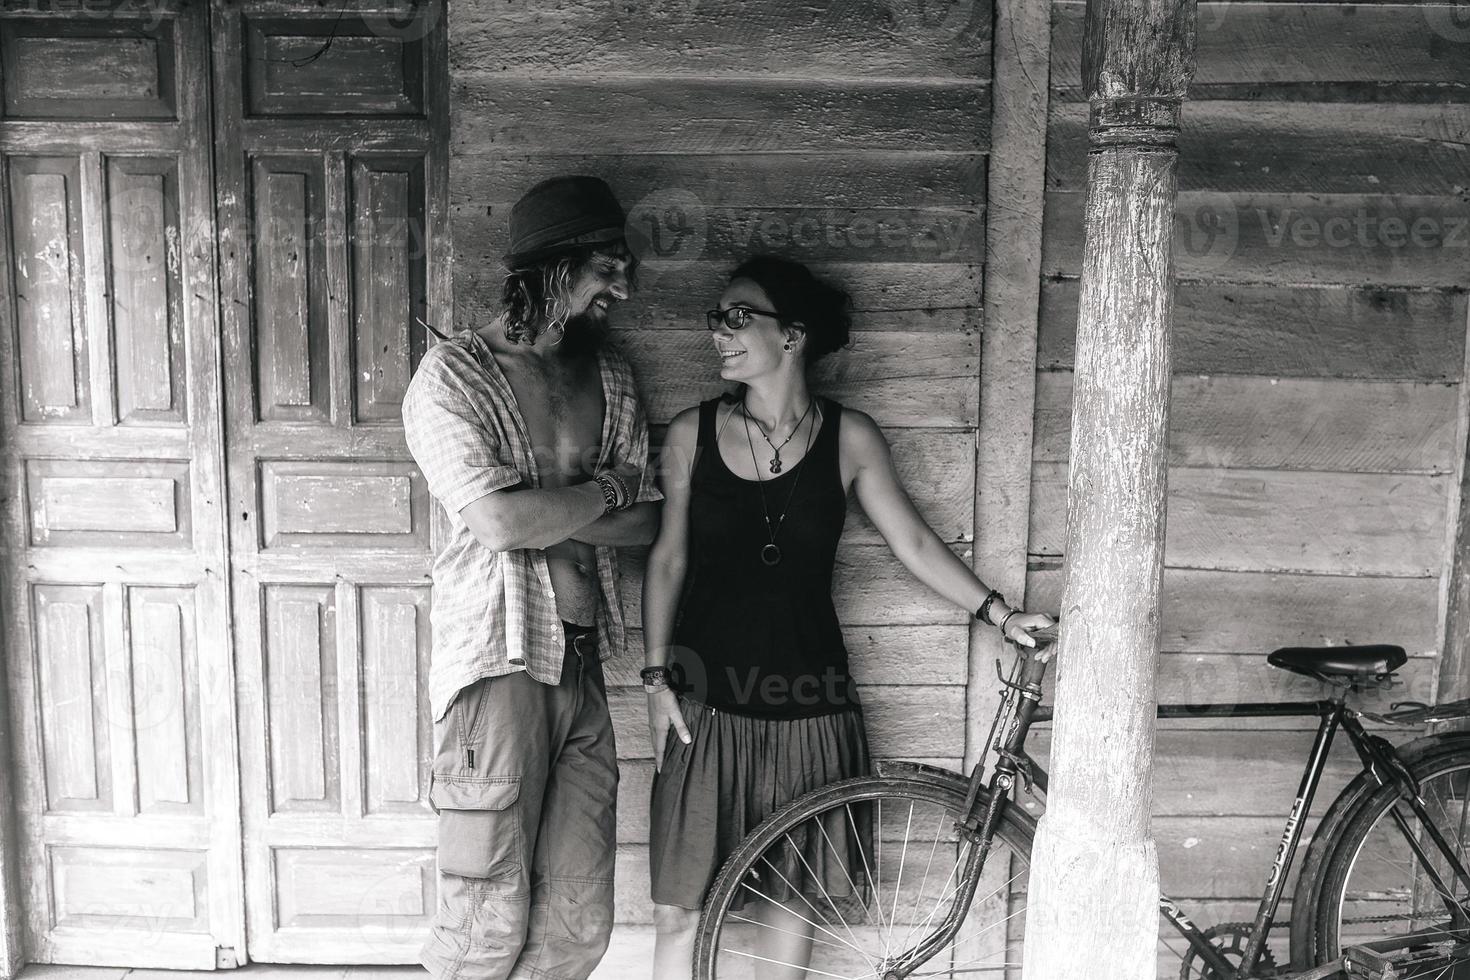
[210,1,451,962]
[0,2,246,969]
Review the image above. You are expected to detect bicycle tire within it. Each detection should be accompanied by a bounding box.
[1292,734,1470,970]
[692,763,1037,980]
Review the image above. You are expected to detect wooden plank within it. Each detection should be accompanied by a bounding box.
[621,541,974,627]
[35,585,107,810]
[606,624,971,688]
[449,0,992,79]
[1029,727,1367,817]
[454,202,984,268]
[971,0,1050,775]
[170,1,249,957]
[608,684,967,761]
[450,152,986,210]
[846,429,975,544]
[1029,463,1448,577]
[454,260,984,334]
[1048,101,1470,196]
[1025,567,1442,656]
[1040,280,1466,381]
[1042,191,1470,288]
[252,158,330,421]
[451,77,991,154]
[106,160,184,422]
[8,158,89,423]
[1034,373,1460,473]
[265,587,337,811]
[360,587,432,815]
[642,426,974,545]
[350,157,425,423]
[617,329,978,428]
[1052,1,1470,102]
[128,588,199,814]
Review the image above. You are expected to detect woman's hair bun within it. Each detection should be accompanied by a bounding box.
[729,255,852,362]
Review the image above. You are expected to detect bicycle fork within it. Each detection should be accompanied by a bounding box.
[878,657,1050,980]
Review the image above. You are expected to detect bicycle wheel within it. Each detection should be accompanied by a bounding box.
[1297,738,1470,973]
[692,765,1036,980]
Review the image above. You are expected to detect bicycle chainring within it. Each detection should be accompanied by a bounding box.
[1178,922,1281,980]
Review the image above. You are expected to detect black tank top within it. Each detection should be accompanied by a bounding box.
[670,395,860,718]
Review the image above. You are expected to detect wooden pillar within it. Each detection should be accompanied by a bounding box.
[1020,0,1196,977]
[969,0,1052,769]
[1434,303,1470,720]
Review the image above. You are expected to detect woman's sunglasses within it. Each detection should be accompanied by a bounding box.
[705,306,785,331]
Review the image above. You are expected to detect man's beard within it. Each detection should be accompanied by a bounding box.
[554,307,610,357]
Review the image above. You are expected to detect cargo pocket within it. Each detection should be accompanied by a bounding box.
[430,773,524,883]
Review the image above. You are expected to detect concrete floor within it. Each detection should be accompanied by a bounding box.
[12,927,656,980]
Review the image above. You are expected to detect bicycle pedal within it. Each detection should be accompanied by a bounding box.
[1342,940,1470,980]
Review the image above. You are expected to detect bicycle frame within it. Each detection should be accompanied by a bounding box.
[883,646,1470,980]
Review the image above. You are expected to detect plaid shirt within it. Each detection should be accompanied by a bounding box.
[402,329,661,721]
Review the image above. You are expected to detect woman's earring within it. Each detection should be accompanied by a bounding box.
[783,342,795,352]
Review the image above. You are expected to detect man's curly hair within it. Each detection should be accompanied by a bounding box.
[501,243,637,346]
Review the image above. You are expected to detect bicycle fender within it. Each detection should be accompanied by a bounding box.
[874,759,1041,838]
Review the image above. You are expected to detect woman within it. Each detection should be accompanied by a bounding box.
[641,255,1053,979]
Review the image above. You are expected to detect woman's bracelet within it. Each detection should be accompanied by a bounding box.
[998,609,1020,635]
[975,589,1004,626]
[640,665,671,693]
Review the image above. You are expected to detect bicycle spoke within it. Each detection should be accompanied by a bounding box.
[717,947,861,980]
[815,808,877,926]
[846,801,889,936]
[780,829,881,972]
[739,870,862,959]
[897,805,950,956]
[702,781,1035,980]
[725,913,856,954]
[885,801,916,959]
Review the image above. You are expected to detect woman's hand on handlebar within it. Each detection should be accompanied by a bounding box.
[1004,612,1058,656]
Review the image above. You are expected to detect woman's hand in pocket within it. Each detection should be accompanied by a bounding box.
[647,689,691,771]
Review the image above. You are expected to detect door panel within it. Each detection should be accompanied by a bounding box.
[212,1,449,962]
[0,1,245,968]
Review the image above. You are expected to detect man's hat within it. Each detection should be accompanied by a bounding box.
[504,175,627,267]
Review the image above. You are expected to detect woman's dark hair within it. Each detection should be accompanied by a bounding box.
[728,255,851,362]
[500,241,638,346]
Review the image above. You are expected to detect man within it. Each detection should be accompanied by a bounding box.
[403,176,660,980]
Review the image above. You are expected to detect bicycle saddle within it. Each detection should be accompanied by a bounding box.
[1267,644,1407,679]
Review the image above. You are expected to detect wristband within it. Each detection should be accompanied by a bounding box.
[998,609,1020,635]
[604,469,632,510]
[594,474,620,514]
[975,589,1004,626]
[640,665,671,692]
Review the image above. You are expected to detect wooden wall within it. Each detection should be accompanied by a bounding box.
[446,0,1470,972]
[1031,1,1470,969]
[446,0,993,931]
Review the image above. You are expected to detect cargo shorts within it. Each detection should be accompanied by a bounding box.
[420,625,618,980]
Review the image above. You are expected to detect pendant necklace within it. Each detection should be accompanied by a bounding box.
[742,401,819,567]
[742,396,814,474]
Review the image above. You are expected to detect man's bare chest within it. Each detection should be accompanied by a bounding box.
[498,361,605,486]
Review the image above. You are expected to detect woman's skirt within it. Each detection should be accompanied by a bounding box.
[648,696,872,911]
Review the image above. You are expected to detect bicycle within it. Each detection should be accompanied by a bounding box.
[691,624,1470,980]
